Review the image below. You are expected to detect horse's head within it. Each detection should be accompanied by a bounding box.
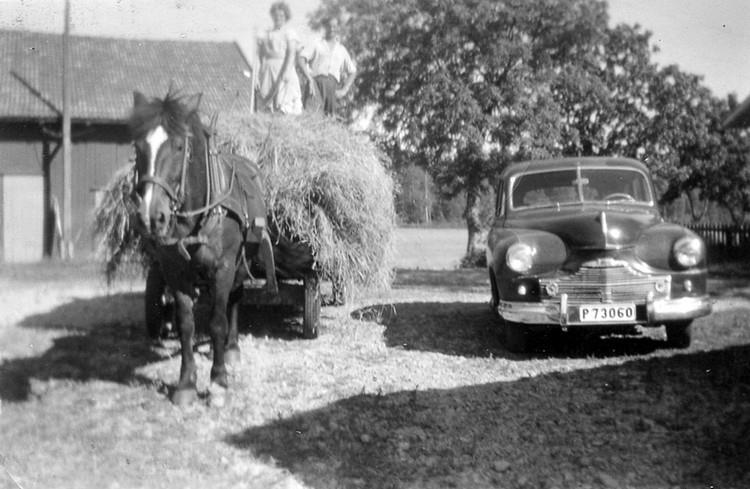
[129,90,205,239]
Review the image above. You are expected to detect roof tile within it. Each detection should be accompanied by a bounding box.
[0,29,254,122]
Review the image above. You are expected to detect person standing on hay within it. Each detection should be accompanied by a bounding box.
[256,1,303,114]
[298,15,357,117]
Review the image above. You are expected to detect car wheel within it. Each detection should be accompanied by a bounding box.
[665,321,692,349]
[504,320,530,353]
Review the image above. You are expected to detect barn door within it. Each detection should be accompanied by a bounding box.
[1,175,44,262]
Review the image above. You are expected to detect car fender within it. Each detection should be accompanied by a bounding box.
[487,226,567,280]
[635,223,706,270]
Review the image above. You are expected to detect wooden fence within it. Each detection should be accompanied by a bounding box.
[684,223,750,260]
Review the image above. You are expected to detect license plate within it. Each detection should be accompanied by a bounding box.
[578,303,636,323]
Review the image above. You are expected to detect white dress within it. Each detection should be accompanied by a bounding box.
[257,25,303,114]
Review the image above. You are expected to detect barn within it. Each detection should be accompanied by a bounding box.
[0,29,254,262]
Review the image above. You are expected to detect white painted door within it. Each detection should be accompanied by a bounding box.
[2,175,44,262]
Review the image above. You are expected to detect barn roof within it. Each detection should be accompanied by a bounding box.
[0,29,254,123]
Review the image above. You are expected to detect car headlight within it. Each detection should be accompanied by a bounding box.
[506,243,536,273]
[673,236,703,268]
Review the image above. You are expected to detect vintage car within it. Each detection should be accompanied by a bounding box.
[487,157,712,352]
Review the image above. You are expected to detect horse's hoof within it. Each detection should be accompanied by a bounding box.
[172,388,198,407]
[225,347,241,367]
[208,383,229,408]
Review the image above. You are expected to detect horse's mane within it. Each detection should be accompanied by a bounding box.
[129,89,204,140]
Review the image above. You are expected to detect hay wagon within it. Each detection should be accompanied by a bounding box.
[144,229,322,342]
[101,113,393,345]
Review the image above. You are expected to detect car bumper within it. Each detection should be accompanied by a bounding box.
[497,294,713,326]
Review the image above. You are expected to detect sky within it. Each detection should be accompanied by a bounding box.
[1,0,749,99]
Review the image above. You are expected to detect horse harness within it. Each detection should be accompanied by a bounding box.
[135,125,263,262]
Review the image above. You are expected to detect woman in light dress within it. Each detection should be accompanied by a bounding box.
[256,1,302,114]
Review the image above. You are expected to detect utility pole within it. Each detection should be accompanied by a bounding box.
[62,0,73,259]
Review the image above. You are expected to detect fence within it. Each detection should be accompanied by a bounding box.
[684,223,750,261]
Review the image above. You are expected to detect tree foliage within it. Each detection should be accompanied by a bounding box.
[311,0,750,250]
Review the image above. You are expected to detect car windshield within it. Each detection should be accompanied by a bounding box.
[510,167,652,209]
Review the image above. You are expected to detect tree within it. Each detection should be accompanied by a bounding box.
[395,164,434,224]
[702,123,750,224]
[551,23,658,158]
[546,21,736,220]
[312,0,610,257]
[312,0,747,250]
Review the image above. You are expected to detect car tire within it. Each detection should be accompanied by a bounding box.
[504,320,530,353]
[665,321,692,349]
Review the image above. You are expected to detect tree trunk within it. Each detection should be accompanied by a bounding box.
[686,189,708,222]
[463,184,484,265]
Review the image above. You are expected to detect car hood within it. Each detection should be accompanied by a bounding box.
[506,206,661,249]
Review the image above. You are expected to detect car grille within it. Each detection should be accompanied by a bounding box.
[539,262,670,304]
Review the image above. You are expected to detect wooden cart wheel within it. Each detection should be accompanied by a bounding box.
[303,271,321,339]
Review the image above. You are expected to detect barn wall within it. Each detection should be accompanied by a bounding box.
[47,123,132,257]
[0,122,46,261]
[0,123,45,175]
[1,121,131,261]
[74,135,133,255]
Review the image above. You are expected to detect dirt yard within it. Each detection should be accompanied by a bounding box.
[1,228,749,489]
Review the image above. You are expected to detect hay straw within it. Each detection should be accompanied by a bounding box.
[218,112,396,293]
[93,112,396,294]
[91,164,151,284]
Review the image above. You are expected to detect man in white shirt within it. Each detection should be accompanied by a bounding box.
[298,16,357,116]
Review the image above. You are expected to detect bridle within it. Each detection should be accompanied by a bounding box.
[135,130,236,213]
[133,129,236,257]
[136,132,193,218]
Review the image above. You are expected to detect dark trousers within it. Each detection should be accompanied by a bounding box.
[313,75,338,116]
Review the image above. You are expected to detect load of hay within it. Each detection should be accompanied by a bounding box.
[93,112,396,294]
[92,164,151,284]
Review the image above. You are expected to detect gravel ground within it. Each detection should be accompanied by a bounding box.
[1,229,749,489]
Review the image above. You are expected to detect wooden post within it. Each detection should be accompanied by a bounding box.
[62,0,73,259]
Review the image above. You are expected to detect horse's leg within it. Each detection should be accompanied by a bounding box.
[225,286,243,366]
[207,261,235,408]
[172,290,198,406]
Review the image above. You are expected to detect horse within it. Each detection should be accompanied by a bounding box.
[129,89,277,406]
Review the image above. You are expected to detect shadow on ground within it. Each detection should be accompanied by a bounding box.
[1,293,161,402]
[357,268,746,360]
[0,293,310,403]
[351,300,683,360]
[228,345,750,489]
